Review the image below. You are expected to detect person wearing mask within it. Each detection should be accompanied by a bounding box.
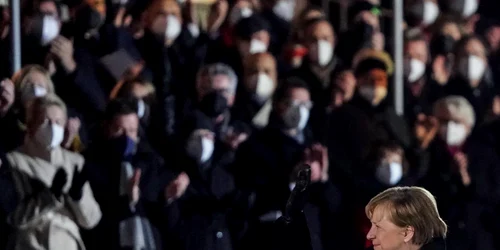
[365,187,448,250]
[403,33,441,124]
[327,50,412,193]
[219,0,255,48]
[404,0,440,31]
[5,94,101,250]
[137,0,208,144]
[439,36,496,125]
[419,96,500,250]
[234,78,342,250]
[333,68,357,104]
[187,63,249,151]
[290,18,341,111]
[12,65,83,153]
[206,14,271,85]
[232,52,278,128]
[173,112,245,250]
[83,98,188,250]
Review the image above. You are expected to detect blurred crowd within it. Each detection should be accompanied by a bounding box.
[0,0,500,249]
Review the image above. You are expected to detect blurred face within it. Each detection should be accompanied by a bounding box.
[109,113,139,142]
[335,70,356,101]
[305,21,335,64]
[380,150,403,165]
[486,26,500,52]
[276,87,311,116]
[197,74,235,106]
[244,53,277,92]
[30,105,66,136]
[441,22,461,41]
[405,40,429,63]
[20,70,52,107]
[25,71,50,90]
[131,83,151,99]
[39,0,59,18]
[434,107,471,143]
[367,206,409,250]
[455,38,487,85]
[458,38,487,62]
[147,0,182,36]
[356,11,380,31]
[357,69,388,106]
[86,0,106,17]
[237,30,271,58]
[229,0,254,25]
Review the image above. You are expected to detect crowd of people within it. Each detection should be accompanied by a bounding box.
[0,0,500,249]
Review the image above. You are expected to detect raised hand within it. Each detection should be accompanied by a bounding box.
[0,78,14,116]
[304,144,329,183]
[69,165,87,200]
[129,168,141,205]
[51,168,68,199]
[414,114,439,150]
[165,172,190,203]
[432,55,451,85]
[50,36,76,73]
[207,0,228,34]
[454,152,470,186]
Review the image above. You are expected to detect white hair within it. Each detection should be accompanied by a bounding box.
[433,96,476,127]
[197,63,238,94]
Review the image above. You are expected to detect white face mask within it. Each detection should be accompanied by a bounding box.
[137,99,145,119]
[34,121,65,149]
[317,39,334,67]
[297,105,309,130]
[358,86,375,102]
[255,73,274,100]
[229,7,253,26]
[462,0,478,18]
[186,132,215,164]
[422,1,439,26]
[41,15,60,46]
[375,162,403,186]
[459,55,486,81]
[200,137,214,163]
[446,121,467,146]
[165,15,181,41]
[407,59,426,82]
[272,0,295,22]
[249,39,267,54]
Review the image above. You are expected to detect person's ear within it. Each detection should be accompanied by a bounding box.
[403,226,415,243]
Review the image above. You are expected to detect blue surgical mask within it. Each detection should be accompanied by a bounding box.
[111,134,137,160]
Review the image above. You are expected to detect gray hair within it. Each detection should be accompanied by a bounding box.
[433,96,476,127]
[197,63,238,94]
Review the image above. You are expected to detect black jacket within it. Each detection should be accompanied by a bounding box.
[366,237,447,250]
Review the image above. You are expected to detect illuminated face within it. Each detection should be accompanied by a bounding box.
[366,206,409,250]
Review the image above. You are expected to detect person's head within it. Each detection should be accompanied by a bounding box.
[303,18,336,67]
[26,94,67,150]
[234,15,271,58]
[333,68,356,101]
[350,1,380,31]
[110,78,156,121]
[369,141,409,186]
[272,78,312,131]
[354,51,393,106]
[196,63,237,118]
[22,0,62,46]
[13,65,55,109]
[72,0,107,39]
[433,96,475,146]
[485,23,500,52]
[453,36,488,85]
[441,0,478,20]
[404,33,429,83]
[228,0,255,26]
[292,6,325,41]
[404,0,440,28]
[104,99,140,142]
[243,52,278,103]
[366,186,447,250]
[143,0,182,43]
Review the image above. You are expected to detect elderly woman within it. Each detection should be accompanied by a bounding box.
[365,186,447,250]
[419,96,500,250]
[5,94,101,250]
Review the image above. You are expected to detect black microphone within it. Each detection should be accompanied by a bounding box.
[280,164,311,225]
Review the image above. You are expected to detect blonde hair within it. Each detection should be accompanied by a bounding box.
[433,95,476,127]
[366,186,447,245]
[26,94,67,127]
[12,65,55,98]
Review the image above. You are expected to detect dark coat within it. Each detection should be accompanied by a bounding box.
[366,237,447,250]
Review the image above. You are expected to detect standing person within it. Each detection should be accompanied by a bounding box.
[365,186,447,250]
[5,94,101,250]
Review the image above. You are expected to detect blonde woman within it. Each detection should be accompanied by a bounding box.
[6,94,101,250]
[365,186,447,250]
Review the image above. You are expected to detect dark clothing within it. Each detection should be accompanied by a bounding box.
[366,237,447,250]
[83,137,176,250]
[0,110,24,153]
[420,137,500,250]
